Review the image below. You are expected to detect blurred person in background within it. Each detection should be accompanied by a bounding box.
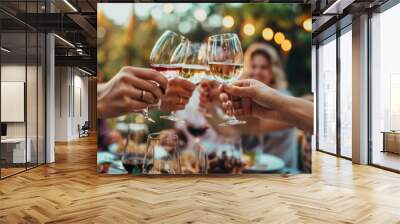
[200,43,299,173]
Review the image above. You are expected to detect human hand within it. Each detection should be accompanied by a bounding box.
[219,79,284,119]
[159,78,196,112]
[198,79,221,112]
[97,66,167,119]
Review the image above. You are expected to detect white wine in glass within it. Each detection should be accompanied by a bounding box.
[208,62,243,84]
[179,43,210,84]
[207,33,246,126]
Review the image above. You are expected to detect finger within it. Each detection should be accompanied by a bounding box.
[167,86,193,98]
[222,101,233,111]
[131,76,163,99]
[141,90,157,104]
[224,85,254,97]
[163,95,189,106]
[120,87,156,104]
[218,84,226,93]
[200,80,218,89]
[122,96,148,112]
[170,78,196,92]
[121,74,163,99]
[122,66,168,90]
[232,79,252,87]
[200,80,210,89]
[219,92,229,102]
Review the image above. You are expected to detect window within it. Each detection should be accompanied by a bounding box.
[370,3,400,171]
[317,36,337,154]
[339,28,352,158]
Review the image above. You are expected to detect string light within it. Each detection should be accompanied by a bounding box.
[262,28,274,41]
[274,32,285,45]
[303,18,312,32]
[243,23,255,36]
[281,39,292,52]
[222,15,234,28]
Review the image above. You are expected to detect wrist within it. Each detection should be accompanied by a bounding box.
[97,101,105,119]
[269,89,287,110]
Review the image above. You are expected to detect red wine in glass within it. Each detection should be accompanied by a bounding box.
[150,64,182,80]
[122,155,153,174]
[187,124,208,138]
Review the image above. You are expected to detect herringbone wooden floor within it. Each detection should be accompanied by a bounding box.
[1,135,400,224]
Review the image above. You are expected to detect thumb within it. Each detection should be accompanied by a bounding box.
[224,85,254,97]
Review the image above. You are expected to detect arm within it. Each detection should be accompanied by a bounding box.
[273,95,313,133]
[199,80,294,136]
[220,79,314,133]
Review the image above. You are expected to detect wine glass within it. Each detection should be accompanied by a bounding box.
[150,30,190,122]
[186,122,209,174]
[207,33,246,126]
[180,42,210,84]
[229,138,245,174]
[121,122,148,175]
[143,132,181,174]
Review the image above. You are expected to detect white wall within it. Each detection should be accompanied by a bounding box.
[54,67,89,141]
[1,65,26,138]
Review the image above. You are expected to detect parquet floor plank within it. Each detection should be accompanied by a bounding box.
[0,135,399,223]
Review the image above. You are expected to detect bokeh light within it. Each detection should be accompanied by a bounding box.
[274,32,285,44]
[178,21,192,34]
[303,18,312,32]
[163,3,174,14]
[222,15,234,28]
[262,27,274,41]
[194,9,207,22]
[281,39,292,52]
[208,14,222,28]
[243,23,255,36]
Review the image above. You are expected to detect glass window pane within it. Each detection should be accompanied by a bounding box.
[340,29,352,158]
[1,31,27,177]
[27,31,38,169]
[38,32,45,165]
[371,4,400,171]
[318,37,337,154]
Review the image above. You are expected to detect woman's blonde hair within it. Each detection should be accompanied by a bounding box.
[243,43,287,90]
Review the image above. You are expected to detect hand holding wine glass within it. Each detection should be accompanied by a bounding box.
[160,78,196,112]
[150,30,196,121]
[97,66,167,119]
[219,78,283,118]
[219,79,314,132]
[207,33,246,126]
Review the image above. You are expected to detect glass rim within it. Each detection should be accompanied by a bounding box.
[208,33,238,40]
[147,132,178,140]
[163,30,189,42]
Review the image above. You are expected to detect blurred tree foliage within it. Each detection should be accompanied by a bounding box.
[98,3,311,96]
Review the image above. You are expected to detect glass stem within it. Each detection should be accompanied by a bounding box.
[143,107,155,123]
